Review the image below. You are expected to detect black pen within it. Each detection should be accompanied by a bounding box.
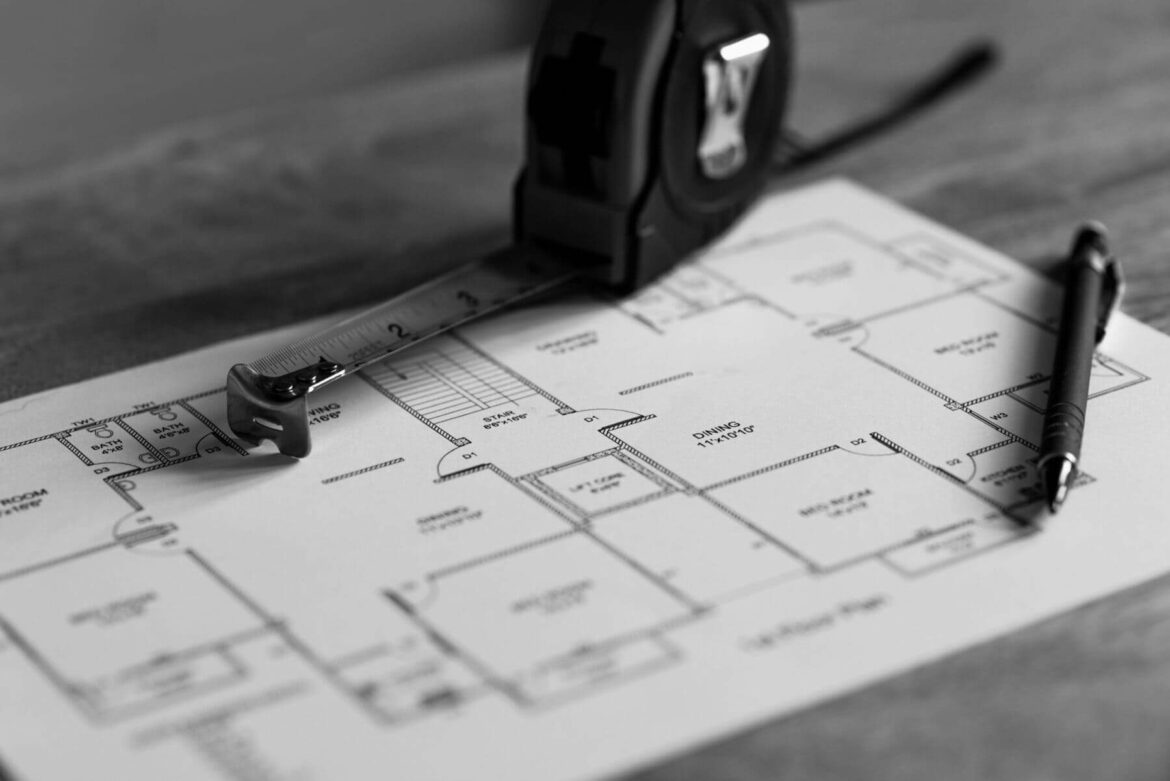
[1039,223,1123,513]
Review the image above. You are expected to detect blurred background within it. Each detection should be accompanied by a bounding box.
[0,0,548,172]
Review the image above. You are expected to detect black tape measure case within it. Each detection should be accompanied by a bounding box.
[517,0,792,290]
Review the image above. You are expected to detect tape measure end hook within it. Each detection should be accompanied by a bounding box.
[226,364,312,458]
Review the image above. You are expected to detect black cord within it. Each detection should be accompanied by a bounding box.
[775,40,999,172]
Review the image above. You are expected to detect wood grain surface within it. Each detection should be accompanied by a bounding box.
[3,0,1170,779]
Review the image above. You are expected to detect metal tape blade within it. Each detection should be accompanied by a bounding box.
[227,244,588,456]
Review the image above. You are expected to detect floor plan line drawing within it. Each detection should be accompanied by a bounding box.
[617,371,694,397]
[960,408,1037,447]
[181,402,249,457]
[958,378,1049,409]
[56,434,95,465]
[321,457,406,486]
[0,211,1150,687]
[883,231,1010,284]
[700,444,842,493]
[0,547,280,724]
[383,578,699,714]
[358,370,469,446]
[430,451,711,614]
[183,552,377,718]
[595,417,693,490]
[969,285,1061,333]
[869,432,1017,514]
[381,588,542,709]
[2,181,1167,781]
[965,438,1016,459]
[0,540,126,586]
[125,681,311,746]
[691,492,822,571]
[114,418,174,464]
[506,477,708,614]
[449,331,577,412]
[425,528,583,581]
[0,616,92,712]
[849,283,991,329]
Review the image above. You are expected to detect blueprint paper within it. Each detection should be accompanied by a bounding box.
[2,180,1169,780]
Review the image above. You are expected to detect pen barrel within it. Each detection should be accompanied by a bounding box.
[1040,400,1085,456]
[1040,257,1104,459]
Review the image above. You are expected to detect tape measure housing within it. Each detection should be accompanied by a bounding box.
[516,0,792,290]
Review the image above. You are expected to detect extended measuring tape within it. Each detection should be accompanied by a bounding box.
[227,0,793,457]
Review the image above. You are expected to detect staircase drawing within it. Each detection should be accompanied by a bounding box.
[363,340,537,424]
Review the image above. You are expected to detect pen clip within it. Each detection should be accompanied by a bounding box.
[1095,257,1124,344]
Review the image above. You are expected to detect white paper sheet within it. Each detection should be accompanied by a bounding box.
[2,180,1168,781]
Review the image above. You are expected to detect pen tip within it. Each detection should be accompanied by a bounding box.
[1040,457,1075,514]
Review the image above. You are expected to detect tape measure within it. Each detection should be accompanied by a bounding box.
[228,0,792,457]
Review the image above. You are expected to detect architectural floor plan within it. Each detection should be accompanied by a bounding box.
[2,181,1169,781]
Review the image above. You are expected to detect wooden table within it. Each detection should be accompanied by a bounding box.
[4,0,1170,778]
